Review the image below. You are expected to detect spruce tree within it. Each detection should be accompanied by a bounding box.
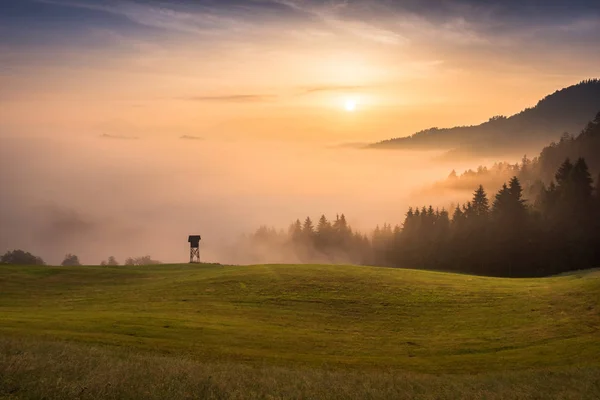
[472,185,490,217]
[316,215,331,250]
[508,177,525,204]
[289,219,303,243]
[493,183,511,215]
[452,205,464,224]
[302,217,314,245]
[508,176,527,218]
[462,202,473,217]
[555,158,573,189]
[317,215,330,234]
[571,158,594,201]
[520,155,531,182]
[542,181,557,207]
[595,174,600,203]
[302,216,314,233]
[437,208,450,232]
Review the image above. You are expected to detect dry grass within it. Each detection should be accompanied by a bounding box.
[1,337,599,400]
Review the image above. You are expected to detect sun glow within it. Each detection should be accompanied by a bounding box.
[344,98,357,112]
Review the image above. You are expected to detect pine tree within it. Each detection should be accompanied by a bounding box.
[373,225,381,239]
[302,217,313,232]
[538,182,558,215]
[317,215,330,235]
[555,158,573,189]
[595,174,600,203]
[472,185,490,217]
[316,215,332,250]
[452,205,464,224]
[339,214,348,227]
[493,183,511,215]
[289,219,303,243]
[571,158,594,201]
[336,214,352,243]
[508,176,527,215]
[302,217,314,244]
[520,155,531,182]
[427,205,435,217]
[493,178,528,224]
[437,208,450,233]
[402,208,416,240]
[332,214,350,236]
[462,202,473,217]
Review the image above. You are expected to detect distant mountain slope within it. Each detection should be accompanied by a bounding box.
[419,111,600,205]
[370,79,600,156]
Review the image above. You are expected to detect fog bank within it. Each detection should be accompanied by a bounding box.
[1,134,493,265]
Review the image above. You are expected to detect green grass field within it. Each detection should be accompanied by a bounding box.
[1,263,599,399]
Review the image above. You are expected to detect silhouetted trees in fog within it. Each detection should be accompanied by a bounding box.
[61,254,81,266]
[392,158,596,276]
[240,214,370,265]
[100,256,119,266]
[0,250,45,265]
[244,157,600,277]
[434,111,600,203]
[124,256,161,266]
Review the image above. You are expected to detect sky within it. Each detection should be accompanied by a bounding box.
[2,0,600,143]
[1,0,600,264]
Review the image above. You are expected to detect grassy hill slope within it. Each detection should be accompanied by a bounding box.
[1,263,599,372]
[1,264,599,399]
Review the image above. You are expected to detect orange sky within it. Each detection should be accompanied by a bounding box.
[2,0,600,263]
[2,1,599,143]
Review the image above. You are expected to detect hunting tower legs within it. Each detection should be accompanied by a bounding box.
[188,235,201,264]
[190,247,200,263]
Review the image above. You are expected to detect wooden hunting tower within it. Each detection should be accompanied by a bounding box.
[188,235,201,263]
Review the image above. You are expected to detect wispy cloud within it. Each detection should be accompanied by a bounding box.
[36,0,250,35]
[181,95,277,103]
[299,84,373,94]
[180,135,204,140]
[37,0,597,52]
[99,133,139,140]
[269,0,407,45]
[37,0,406,45]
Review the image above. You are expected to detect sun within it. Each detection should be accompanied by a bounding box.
[344,98,357,112]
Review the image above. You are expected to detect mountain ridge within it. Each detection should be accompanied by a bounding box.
[370,79,600,156]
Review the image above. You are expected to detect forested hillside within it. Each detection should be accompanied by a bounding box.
[236,115,600,277]
[371,80,600,156]
[429,111,600,200]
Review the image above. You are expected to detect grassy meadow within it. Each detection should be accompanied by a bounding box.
[1,263,599,399]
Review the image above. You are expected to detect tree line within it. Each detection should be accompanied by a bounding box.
[3,156,598,276]
[0,251,161,267]
[241,157,599,277]
[434,111,600,203]
[390,157,599,276]
[235,214,371,265]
